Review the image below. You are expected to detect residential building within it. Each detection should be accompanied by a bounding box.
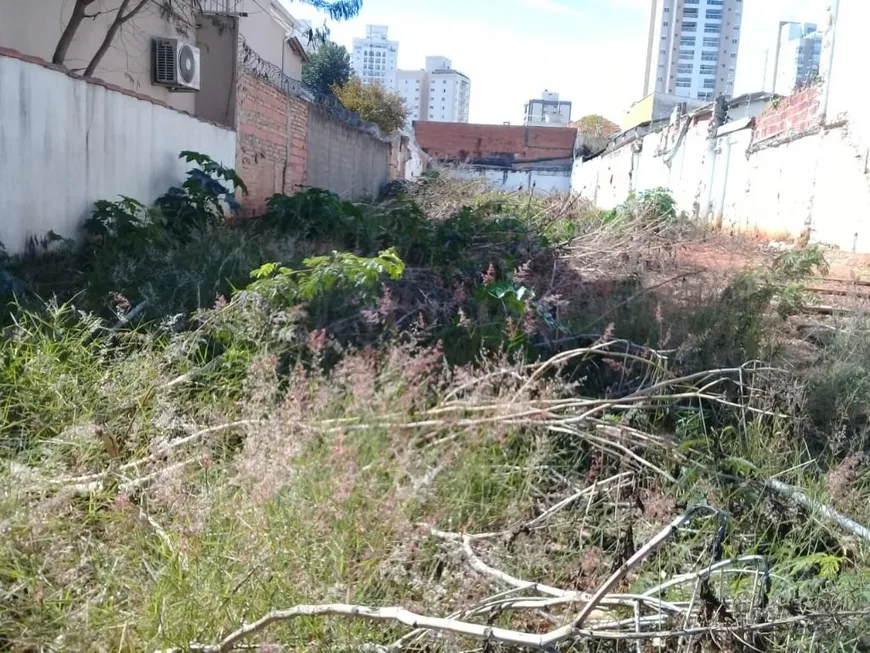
[0,0,311,117]
[623,91,708,130]
[643,0,744,102]
[524,90,572,127]
[352,25,399,91]
[425,56,471,123]
[773,23,822,95]
[397,69,430,125]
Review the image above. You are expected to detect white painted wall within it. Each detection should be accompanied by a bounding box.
[572,115,870,251]
[0,54,237,254]
[452,167,571,194]
[825,0,870,155]
[0,0,197,114]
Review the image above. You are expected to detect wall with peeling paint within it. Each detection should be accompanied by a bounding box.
[572,92,870,251]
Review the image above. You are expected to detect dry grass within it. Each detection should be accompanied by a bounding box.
[2,181,870,652]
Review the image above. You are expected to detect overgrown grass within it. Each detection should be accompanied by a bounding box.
[2,157,870,651]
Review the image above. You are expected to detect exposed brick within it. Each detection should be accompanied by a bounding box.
[414,122,575,164]
[753,85,821,143]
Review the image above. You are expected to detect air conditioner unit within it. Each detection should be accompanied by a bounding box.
[152,38,200,91]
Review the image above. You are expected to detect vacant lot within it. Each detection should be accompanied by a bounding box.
[2,161,869,652]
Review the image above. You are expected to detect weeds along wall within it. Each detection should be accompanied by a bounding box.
[0,48,237,255]
[573,89,870,251]
[236,44,392,213]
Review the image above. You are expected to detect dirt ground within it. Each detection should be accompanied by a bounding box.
[674,233,870,312]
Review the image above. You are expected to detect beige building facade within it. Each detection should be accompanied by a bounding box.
[0,0,312,122]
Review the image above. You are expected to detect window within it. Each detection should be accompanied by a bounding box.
[703,78,716,89]
[697,91,713,100]
[700,64,716,75]
[683,21,697,32]
[703,37,720,47]
[706,10,722,20]
[680,37,696,46]
[701,52,717,61]
[679,50,695,60]
[675,78,692,88]
[677,63,693,74]
[683,8,698,18]
[708,0,723,4]
[704,24,721,34]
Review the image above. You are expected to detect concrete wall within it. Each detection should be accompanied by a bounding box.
[236,64,393,212]
[0,51,237,254]
[452,167,572,194]
[196,16,239,129]
[306,106,391,199]
[572,84,870,251]
[825,0,870,156]
[0,0,196,114]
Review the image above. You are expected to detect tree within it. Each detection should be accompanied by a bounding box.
[332,77,409,135]
[302,42,352,96]
[571,115,621,139]
[51,0,363,76]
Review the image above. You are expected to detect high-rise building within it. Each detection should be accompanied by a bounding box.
[773,23,822,95]
[524,90,572,127]
[352,25,399,91]
[643,0,743,102]
[424,56,470,123]
[397,69,429,126]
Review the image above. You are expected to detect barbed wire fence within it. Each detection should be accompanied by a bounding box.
[238,39,391,143]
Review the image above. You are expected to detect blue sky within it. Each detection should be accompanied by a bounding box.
[283,0,825,125]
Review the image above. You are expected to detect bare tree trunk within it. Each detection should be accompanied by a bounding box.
[52,0,98,65]
[83,0,153,77]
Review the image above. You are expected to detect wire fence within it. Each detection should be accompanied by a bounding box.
[238,40,390,142]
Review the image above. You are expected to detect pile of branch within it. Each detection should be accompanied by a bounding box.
[154,501,866,653]
[15,344,870,651]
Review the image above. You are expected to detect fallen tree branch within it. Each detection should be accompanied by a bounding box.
[152,603,870,652]
[573,506,721,626]
[765,478,870,542]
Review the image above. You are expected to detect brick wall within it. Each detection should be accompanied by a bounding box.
[414,122,576,165]
[753,86,821,143]
[236,67,394,212]
[236,70,309,215]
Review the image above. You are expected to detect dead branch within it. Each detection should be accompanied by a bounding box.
[765,478,870,542]
[572,506,721,626]
[152,603,870,652]
[84,0,153,77]
[53,0,98,65]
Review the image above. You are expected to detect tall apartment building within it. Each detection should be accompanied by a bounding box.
[643,0,743,102]
[424,56,471,123]
[397,69,429,125]
[773,23,822,95]
[524,90,572,127]
[352,25,399,91]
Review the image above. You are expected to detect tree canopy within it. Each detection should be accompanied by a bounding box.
[333,77,409,135]
[571,115,621,139]
[303,42,352,96]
